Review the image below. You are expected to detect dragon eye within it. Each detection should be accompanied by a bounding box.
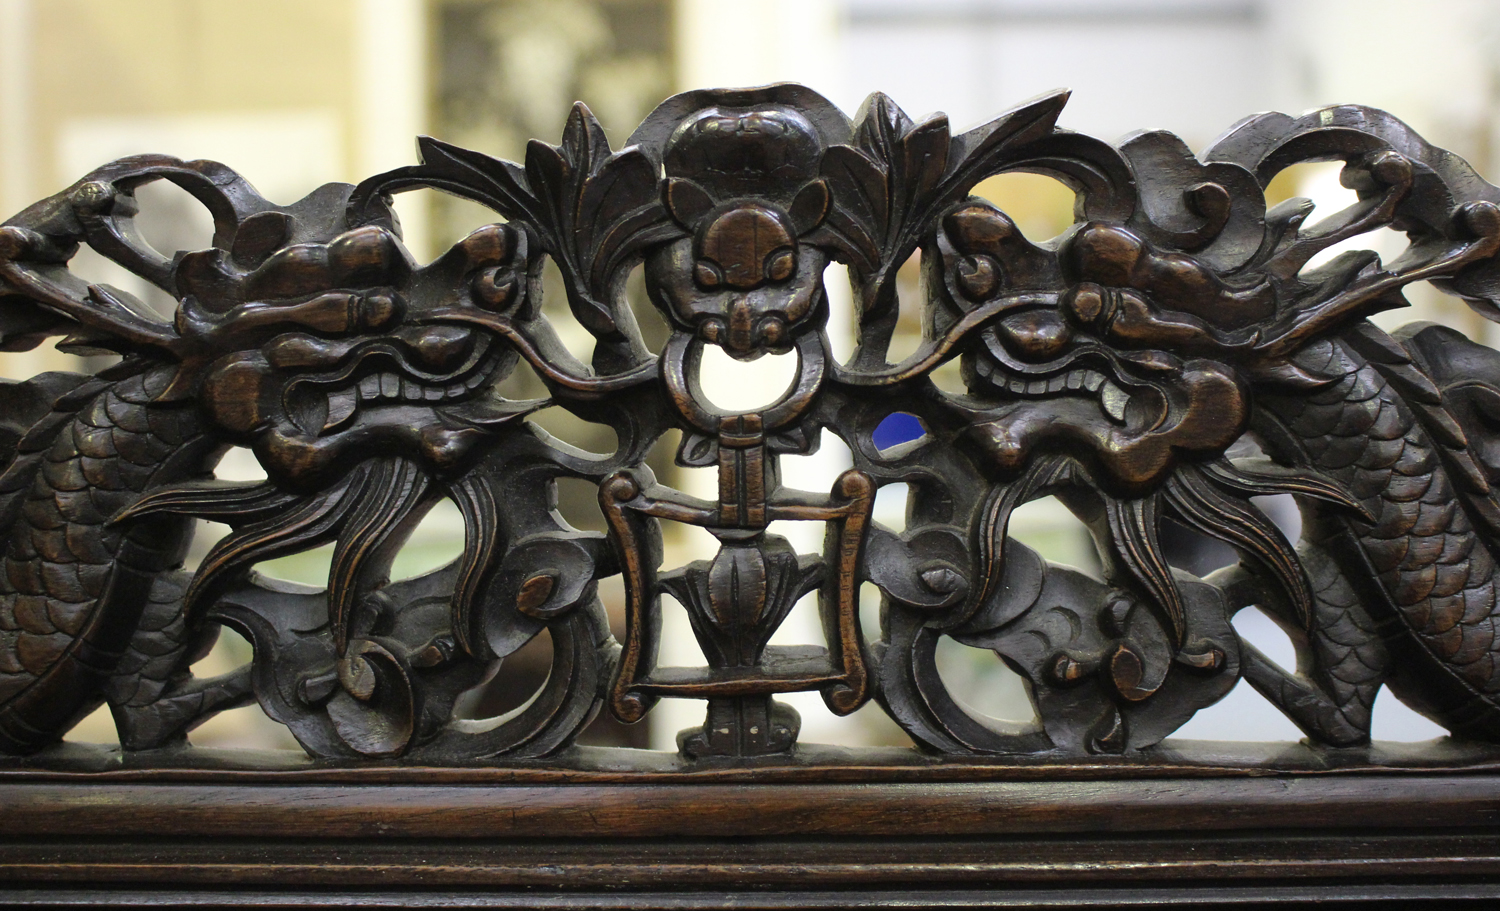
[472,267,515,310]
[955,255,999,301]
[764,248,795,282]
[694,261,722,287]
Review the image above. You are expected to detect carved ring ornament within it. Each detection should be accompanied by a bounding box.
[5,84,1500,763]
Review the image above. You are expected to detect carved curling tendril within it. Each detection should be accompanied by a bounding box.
[2,84,1500,762]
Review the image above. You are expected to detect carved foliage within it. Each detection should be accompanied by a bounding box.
[4,87,1500,762]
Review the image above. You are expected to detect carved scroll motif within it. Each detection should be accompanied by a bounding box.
[5,85,1500,763]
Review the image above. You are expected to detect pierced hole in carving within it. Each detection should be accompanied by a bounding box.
[453,628,553,720]
[649,427,718,508]
[530,407,620,459]
[184,520,232,574]
[666,521,722,574]
[1371,278,1479,335]
[1273,161,1408,273]
[801,698,917,748]
[644,586,714,752]
[1371,684,1449,742]
[873,481,910,534]
[934,636,1039,726]
[1006,496,1101,575]
[0,337,92,382]
[133,178,217,262]
[187,626,300,750]
[760,520,815,557]
[971,171,1078,242]
[390,498,465,581]
[188,702,304,750]
[1251,493,1302,543]
[656,590,711,669]
[930,356,965,395]
[1265,160,1354,209]
[184,447,270,573]
[1159,516,1237,577]
[492,353,547,401]
[1303,226,1409,273]
[255,541,336,588]
[62,704,117,745]
[625,262,671,354]
[822,261,857,365]
[595,573,628,643]
[215,446,268,483]
[67,244,177,322]
[766,589,823,648]
[696,345,797,413]
[872,411,928,456]
[1172,606,1307,742]
[399,188,503,265]
[1233,604,1298,669]
[539,257,599,365]
[860,581,884,647]
[552,476,607,535]
[887,251,924,365]
[1400,278,1454,312]
[778,428,854,496]
[189,623,253,677]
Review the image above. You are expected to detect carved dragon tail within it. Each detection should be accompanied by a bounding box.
[1253,324,1500,743]
[0,363,234,752]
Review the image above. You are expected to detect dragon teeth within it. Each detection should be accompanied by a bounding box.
[323,391,358,431]
[1083,372,1105,393]
[402,379,424,401]
[1100,380,1130,422]
[380,374,401,398]
[1046,375,1068,393]
[1066,372,1084,390]
[358,374,382,400]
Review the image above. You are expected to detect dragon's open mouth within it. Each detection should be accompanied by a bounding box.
[341,334,503,404]
[972,348,1144,425]
[278,331,511,435]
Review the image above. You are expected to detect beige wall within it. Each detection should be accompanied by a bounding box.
[25,0,357,192]
[0,0,429,377]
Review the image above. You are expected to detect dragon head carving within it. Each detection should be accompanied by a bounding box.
[923,135,1500,675]
[943,208,1254,496]
[0,161,542,492]
[178,217,536,489]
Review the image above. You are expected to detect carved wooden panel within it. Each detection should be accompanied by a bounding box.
[4,84,1500,771]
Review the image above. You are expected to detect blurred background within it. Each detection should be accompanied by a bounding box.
[1,0,1487,752]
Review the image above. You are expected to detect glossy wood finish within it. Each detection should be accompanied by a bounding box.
[6,84,1500,905]
[2,771,1500,907]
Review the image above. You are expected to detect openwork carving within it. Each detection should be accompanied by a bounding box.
[5,84,1500,763]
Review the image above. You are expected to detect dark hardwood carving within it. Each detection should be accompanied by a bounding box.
[5,83,1500,777]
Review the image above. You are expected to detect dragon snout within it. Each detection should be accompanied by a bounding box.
[395,324,477,373]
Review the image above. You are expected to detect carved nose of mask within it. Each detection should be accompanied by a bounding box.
[703,298,789,357]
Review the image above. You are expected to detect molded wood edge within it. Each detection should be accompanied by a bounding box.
[3,775,1499,838]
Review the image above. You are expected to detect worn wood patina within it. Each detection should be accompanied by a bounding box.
[3,85,1500,906]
